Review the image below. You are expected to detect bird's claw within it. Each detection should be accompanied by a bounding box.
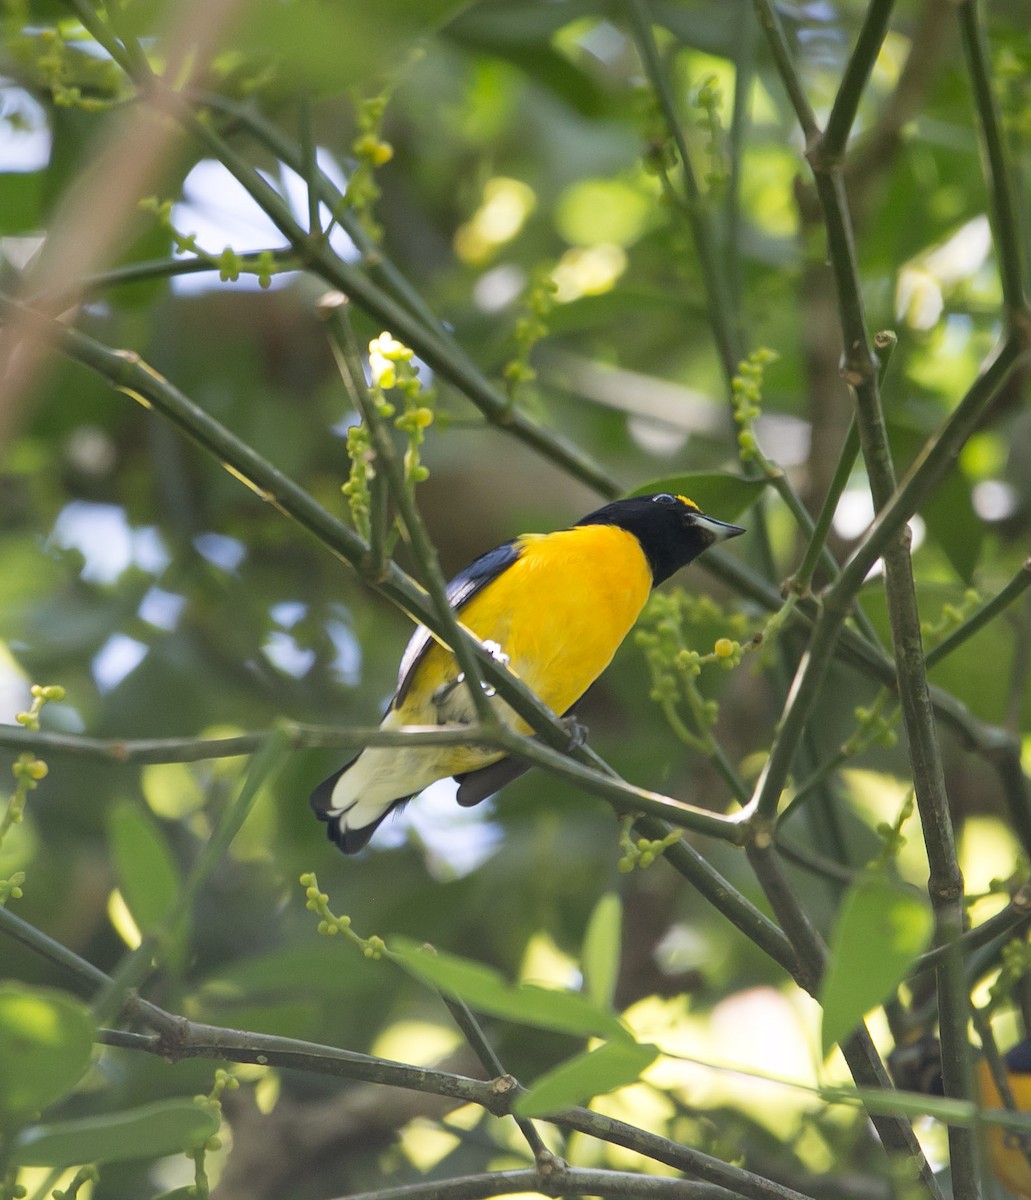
[480,640,510,697]
[562,715,587,750]
[432,641,511,710]
[432,674,465,709]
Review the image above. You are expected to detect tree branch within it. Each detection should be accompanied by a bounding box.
[339,1168,740,1200]
[820,0,898,161]
[749,0,820,143]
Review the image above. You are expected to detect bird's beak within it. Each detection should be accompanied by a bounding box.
[695,514,746,545]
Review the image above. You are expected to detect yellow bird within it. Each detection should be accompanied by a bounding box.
[979,1041,1031,1200]
[311,493,744,852]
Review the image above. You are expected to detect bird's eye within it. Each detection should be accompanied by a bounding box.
[652,493,677,505]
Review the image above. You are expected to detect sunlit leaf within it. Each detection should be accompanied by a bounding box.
[0,985,95,1120]
[107,801,181,936]
[515,1039,659,1117]
[581,891,622,1011]
[820,874,934,1056]
[390,938,629,1041]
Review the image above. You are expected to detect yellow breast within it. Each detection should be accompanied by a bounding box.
[404,524,653,723]
[980,1058,1031,1200]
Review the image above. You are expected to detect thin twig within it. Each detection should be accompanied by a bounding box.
[322,294,498,726]
[746,843,943,1196]
[624,0,742,381]
[820,0,898,161]
[747,596,854,822]
[0,721,508,762]
[956,0,1029,317]
[833,329,1029,597]
[339,1168,738,1200]
[927,559,1031,668]
[27,250,300,308]
[437,994,550,1163]
[635,817,800,975]
[545,1104,814,1200]
[749,0,820,143]
[792,333,897,595]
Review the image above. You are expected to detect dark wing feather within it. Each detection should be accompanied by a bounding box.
[454,757,531,807]
[309,756,415,853]
[393,539,522,707]
[309,756,356,817]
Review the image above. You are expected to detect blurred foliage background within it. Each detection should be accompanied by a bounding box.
[1,0,1030,1198]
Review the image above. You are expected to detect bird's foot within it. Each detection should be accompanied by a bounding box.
[562,715,588,750]
[432,674,465,710]
[432,641,511,710]
[478,640,510,699]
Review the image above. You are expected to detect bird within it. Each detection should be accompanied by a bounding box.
[978,1039,1031,1200]
[891,1031,1031,1199]
[310,492,745,853]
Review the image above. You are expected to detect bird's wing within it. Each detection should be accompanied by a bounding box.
[454,757,531,807]
[393,539,522,707]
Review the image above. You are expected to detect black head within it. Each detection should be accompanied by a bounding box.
[575,493,745,586]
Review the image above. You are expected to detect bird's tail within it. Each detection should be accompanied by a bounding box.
[309,753,413,854]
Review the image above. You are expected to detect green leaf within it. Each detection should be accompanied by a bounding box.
[514,1039,659,1117]
[581,892,622,1011]
[820,1082,978,1125]
[629,473,766,521]
[0,985,95,1121]
[107,801,181,935]
[820,874,934,1056]
[390,938,629,1042]
[11,1100,220,1167]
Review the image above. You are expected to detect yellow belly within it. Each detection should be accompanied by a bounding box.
[397,523,653,743]
[980,1058,1031,1200]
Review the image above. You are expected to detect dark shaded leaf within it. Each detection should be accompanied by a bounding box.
[12,1100,220,1167]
